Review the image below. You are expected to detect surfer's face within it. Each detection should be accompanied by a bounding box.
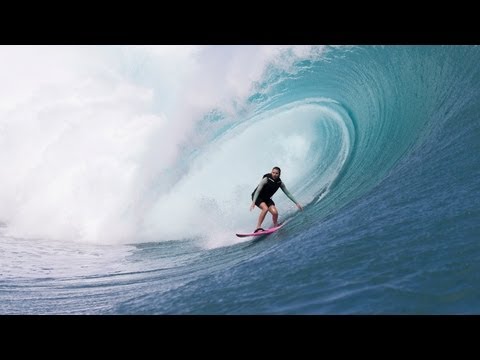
[271,169,280,179]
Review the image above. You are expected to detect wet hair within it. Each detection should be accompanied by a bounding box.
[272,166,281,175]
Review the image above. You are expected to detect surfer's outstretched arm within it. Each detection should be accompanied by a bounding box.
[280,183,303,210]
[250,177,268,211]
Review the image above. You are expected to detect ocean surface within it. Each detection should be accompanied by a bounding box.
[1,45,479,314]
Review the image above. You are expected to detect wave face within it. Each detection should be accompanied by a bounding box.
[1,46,479,314]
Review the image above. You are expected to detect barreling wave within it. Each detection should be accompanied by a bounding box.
[2,46,480,314]
[0,45,478,248]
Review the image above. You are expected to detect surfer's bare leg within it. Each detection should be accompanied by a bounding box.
[256,202,269,229]
[268,205,279,227]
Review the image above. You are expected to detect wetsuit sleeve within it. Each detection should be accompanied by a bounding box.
[252,177,268,203]
[280,182,298,204]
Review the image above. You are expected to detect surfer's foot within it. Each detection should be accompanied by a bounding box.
[254,228,265,233]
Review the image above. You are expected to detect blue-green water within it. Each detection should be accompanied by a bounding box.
[1,46,479,314]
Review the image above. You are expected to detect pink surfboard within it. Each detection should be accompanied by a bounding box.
[236,223,285,238]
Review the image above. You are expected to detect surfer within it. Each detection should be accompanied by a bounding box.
[250,167,303,232]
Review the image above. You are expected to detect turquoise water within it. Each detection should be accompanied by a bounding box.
[1,46,479,314]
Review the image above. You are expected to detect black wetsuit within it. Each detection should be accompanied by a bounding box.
[251,173,297,207]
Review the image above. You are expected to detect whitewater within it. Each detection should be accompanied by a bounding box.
[1,45,479,314]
